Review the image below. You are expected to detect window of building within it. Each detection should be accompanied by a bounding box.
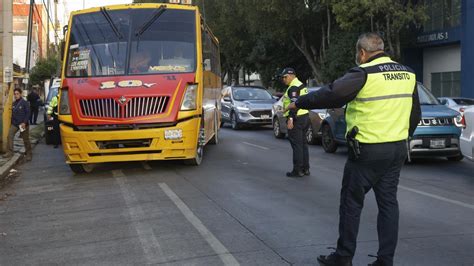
[423,0,461,32]
[431,71,461,97]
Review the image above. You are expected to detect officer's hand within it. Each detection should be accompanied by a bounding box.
[47,114,52,120]
[287,118,294,130]
[286,102,297,111]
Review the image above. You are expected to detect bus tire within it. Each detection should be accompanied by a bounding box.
[209,113,219,145]
[184,145,203,166]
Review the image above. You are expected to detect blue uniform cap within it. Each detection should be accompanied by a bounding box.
[281,68,296,76]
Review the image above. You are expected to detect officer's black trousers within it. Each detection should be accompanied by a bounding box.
[335,140,407,266]
[287,114,310,172]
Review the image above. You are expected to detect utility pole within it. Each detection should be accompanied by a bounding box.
[1,0,14,152]
[25,0,35,75]
[47,0,50,57]
[54,0,58,46]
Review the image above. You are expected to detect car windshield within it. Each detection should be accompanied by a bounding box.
[66,9,196,77]
[418,83,440,105]
[453,98,474,105]
[232,87,272,101]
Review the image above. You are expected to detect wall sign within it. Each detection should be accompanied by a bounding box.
[417,32,449,43]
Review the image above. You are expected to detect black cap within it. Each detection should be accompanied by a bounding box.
[281,68,296,76]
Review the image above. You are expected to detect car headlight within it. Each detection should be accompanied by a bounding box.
[165,129,183,140]
[59,88,70,115]
[454,115,465,128]
[317,113,327,120]
[181,84,197,111]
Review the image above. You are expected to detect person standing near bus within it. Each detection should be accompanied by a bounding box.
[3,88,32,161]
[47,95,60,148]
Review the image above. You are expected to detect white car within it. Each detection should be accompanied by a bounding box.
[460,106,474,161]
[438,97,474,114]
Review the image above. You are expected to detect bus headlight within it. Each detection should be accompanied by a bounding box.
[181,84,197,111]
[165,129,183,140]
[59,88,70,115]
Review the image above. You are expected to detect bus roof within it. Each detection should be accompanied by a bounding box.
[70,3,197,17]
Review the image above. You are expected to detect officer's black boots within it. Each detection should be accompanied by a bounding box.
[303,169,310,176]
[286,170,304,178]
[317,253,352,266]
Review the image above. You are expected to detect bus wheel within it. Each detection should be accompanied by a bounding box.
[69,163,94,174]
[209,114,219,145]
[184,145,203,166]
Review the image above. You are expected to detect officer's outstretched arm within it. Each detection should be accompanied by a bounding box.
[296,67,367,110]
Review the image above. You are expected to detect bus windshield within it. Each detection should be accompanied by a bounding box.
[66,8,196,77]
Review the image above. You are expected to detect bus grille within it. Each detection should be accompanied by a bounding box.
[80,96,169,119]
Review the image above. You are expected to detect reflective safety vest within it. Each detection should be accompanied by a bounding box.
[283,78,309,117]
[346,56,416,143]
[47,95,58,117]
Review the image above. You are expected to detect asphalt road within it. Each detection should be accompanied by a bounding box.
[1,126,473,265]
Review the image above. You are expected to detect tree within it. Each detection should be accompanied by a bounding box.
[29,55,61,86]
[331,0,427,59]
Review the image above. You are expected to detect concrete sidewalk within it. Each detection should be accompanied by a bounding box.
[0,110,46,183]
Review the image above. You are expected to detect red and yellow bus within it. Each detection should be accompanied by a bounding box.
[58,2,221,173]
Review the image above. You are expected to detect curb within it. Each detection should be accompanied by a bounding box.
[0,126,45,182]
[0,154,22,180]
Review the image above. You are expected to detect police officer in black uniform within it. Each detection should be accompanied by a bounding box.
[287,33,421,266]
[281,68,310,177]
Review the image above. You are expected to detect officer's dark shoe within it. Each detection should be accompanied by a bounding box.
[286,171,304,178]
[368,259,384,266]
[54,145,59,148]
[304,169,310,176]
[317,252,352,266]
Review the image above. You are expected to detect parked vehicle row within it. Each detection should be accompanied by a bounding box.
[222,83,472,162]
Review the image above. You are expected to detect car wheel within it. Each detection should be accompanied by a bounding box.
[321,124,337,153]
[273,118,285,139]
[447,154,464,161]
[231,112,240,130]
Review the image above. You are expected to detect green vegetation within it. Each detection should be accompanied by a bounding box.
[133,0,426,87]
[29,54,60,87]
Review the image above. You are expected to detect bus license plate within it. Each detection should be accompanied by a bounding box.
[261,115,270,119]
[430,139,445,149]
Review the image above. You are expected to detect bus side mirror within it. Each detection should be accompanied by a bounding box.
[203,59,211,72]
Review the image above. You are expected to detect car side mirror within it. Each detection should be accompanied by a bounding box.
[223,96,231,102]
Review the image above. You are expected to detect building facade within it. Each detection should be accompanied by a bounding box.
[405,0,473,98]
[13,0,48,69]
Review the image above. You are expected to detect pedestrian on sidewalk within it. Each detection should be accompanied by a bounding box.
[281,68,310,178]
[3,88,33,161]
[27,87,41,125]
[287,33,421,266]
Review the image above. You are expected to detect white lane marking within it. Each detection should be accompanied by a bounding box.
[242,141,270,150]
[399,185,474,210]
[113,170,165,264]
[159,183,240,266]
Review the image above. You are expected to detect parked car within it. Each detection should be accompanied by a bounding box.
[460,106,474,161]
[321,83,464,161]
[220,86,276,129]
[272,87,325,144]
[438,97,474,114]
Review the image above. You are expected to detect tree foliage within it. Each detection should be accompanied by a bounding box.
[132,0,426,86]
[29,55,61,86]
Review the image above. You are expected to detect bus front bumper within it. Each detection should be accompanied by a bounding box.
[60,118,199,164]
